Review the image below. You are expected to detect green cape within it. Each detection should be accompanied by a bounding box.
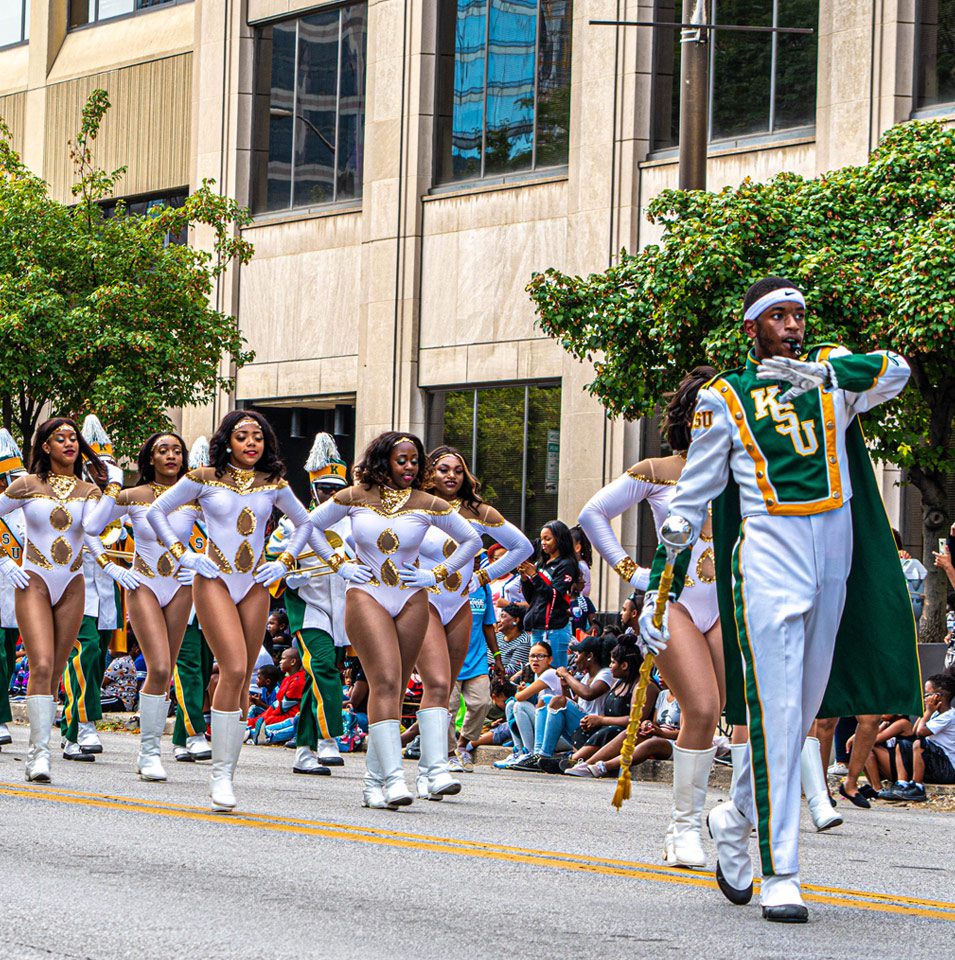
[715,416,922,725]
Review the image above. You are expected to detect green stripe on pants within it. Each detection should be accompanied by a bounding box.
[731,522,776,877]
[0,628,18,725]
[61,616,107,743]
[172,621,214,747]
[296,628,343,749]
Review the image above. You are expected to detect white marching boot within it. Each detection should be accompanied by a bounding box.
[707,801,754,905]
[78,720,103,755]
[25,695,56,783]
[761,873,809,923]
[292,745,331,776]
[136,693,168,782]
[416,707,462,800]
[372,719,413,808]
[801,737,843,832]
[209,709,243,812]
[0,722,12,746]
[361,727,393,809]
[317,738,344,767]
[664,745,716,869]
[187,734,212,761]
[729,742,748,795]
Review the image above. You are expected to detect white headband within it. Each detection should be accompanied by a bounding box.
[743,288,806,322]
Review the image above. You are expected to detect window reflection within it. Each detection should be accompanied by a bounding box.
[255,3,367,213]
[435,0,572,184]
[69,0,179,28]
[0,0,29,46]
[915,0,955,110]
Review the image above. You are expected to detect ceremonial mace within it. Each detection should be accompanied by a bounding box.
[612,517,693,810]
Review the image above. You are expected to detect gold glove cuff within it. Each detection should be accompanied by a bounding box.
[325,553,345,573]
[276,552,295,571]
[104,482,122,499]
[168,542,187,560]
[613,557,638,583]
[432,563,450,584]
[476,568,491,587]
[96,554,112,570]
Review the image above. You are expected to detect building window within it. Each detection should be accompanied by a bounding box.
[434,0,573,185]
[100,191,189,246]
[69,0,185,29]
[651,0,818,151]
[915,0,955,112]
[0,0,30,47]
[427,383,561,535]
[252,3,367,214]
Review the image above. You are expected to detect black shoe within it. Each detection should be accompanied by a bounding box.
[762,904,809,923]
[79,744,103,755]
[0,734,12,746]
[293,763,332,776]
[877,783,909,801]
[858,783,880,801]
[839,782,871,809]
[402,735,421,760]
[174,750,195,763]
[319,755,345,767]
[511,753,544,773]
[898,783,927,802]
[63,749,95,762]
[715,861,754,906]
[284,739,297,749]
[538,756,564,775]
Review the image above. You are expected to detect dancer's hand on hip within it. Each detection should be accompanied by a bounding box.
[102,562,143,591]
[399,565,438,588]
[253,560,287,586]
[338,561,374,584]
[178,550,221,580]
[0,556,29,590]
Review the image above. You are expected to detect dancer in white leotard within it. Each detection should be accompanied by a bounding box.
[148,411,311,811]
[414,445,532,799]
[84,431,201,782]
[306,432,481,809]
[578,367,724,869]
[0,418,134,783]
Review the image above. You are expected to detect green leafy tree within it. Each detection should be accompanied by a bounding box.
[0,89,254,462]
[527,120,955,641]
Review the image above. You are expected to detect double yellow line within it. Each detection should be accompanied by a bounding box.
[1,780,952,922]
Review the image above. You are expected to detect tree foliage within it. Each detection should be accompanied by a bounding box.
[0,89,254,461]
[527,120,955,638]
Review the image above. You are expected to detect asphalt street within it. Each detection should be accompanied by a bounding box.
[0,727,951,960]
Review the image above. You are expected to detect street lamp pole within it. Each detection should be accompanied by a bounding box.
[678,0,708,191]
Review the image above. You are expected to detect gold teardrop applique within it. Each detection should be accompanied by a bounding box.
[445,571,462,593]
[442,538,456,559]
[235,540,255,574]
[25,542,52,570]
[696,547,716,584]
[156,552,175,578]
[135,555,156,578]
[377,528,399,554]
[208,540,233,574]
[236,506,257,537]
[50,505,72,531]
[380,558,401,587]
[51,537,72,566]
[70,552,84,572]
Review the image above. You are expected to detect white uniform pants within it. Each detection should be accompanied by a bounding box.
[729,505,853,877]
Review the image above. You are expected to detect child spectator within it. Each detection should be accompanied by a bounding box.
[101,640,141,712]
[470,676,517,750]
[248,665,282,722]
[248,649,306,744]
[880,674,955,801]
[265,609,292,659]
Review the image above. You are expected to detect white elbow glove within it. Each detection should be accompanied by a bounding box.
[339,561,374,584]
[105,462,125,488]
[253,560,288,587]
[0,556,30,590]
[399,564,438,589]
[178,549,221,580]
[756,356,833,402]
[175,566,196,586]
[102,562,143,591]
[638,591,671,656]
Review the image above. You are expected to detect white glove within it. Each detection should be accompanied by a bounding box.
[178,549,221,580]
[0,556,29,590]
[175,566,195,586]
[102,562,142,591]
[756,356,832,402]
[285,571,309,590]
[630,566,651,591]
[253,560,288,586]
[339,561,374,584]
[399,564,438,588]
[105,462,124,487]
[638,591,671,655]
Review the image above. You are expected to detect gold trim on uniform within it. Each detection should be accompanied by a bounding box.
[379,486,411,514]
[377,529,400,554]
[234,540,255,574]
[49,505,72,531]
[135,555,156,578]
[380,559,401,587]
[103,482,122,499]
[156,553,175,578]
[48,474,78,500]
[168,542,187,560]
[208,540,233,574]
[26,542,52,569]
[96,553,113,570]
[226,464,256,495]
[432,563,450,584]
[626,469,676,486]
[69,552,84,572]
[50,537,72,565]
[613,556,638,582]
[237,506,257,536]
[696,548,716,584]
[476,568,491,587]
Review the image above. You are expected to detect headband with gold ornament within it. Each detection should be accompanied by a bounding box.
[392,436,414,447]
[231,417,261,434]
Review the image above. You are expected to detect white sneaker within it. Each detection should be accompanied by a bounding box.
[587,761,608,778]
[448,754,464,773]
[565,761,594,777]
[827,762,848,777]
[455,748,475,772]
[493,751,527,769]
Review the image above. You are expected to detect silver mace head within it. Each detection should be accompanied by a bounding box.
[660,515,693,552]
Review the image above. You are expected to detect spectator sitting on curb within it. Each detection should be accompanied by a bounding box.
[248,649,306,744]
[101,638,141,713]
[863,714,916,793]
[248,664,282,723]
[470,676,517,750]
[879,674,955,801]
[496,641,562,768]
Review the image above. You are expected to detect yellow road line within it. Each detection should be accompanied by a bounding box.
[1,781,952,922]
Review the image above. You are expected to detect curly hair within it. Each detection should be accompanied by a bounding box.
[660,365,718,451]
[136,431,189,485]
[426,444,484,510]
[354,432,430,490]
[29,417,105,483]
[208,410,285,481]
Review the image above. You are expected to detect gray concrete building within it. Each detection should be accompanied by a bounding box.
[2,0,952,605]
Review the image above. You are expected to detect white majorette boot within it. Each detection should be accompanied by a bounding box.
[664,744,716,869]
[729,742,748,795]
[361,727,393,809]
[707,801,755,905]
[292,745,331,776]
[371,719,413,807]
[761,873,809,923]
[0,722,12,746]
[317,737,344,767]
[25,695,56,783]
[800,737,843,832]
[77,720,103,755]
[136,693,168,782]
[416,707,462,801]
[209,709,243,812]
